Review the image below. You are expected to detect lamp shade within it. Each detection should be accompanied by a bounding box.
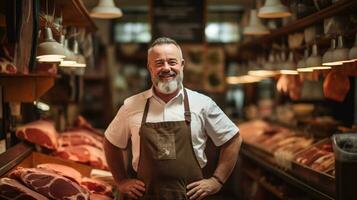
[37,28,65,62]
[330,35,349,65]
[322,38,337,66]
[306,43,331,70]
[297,48,312,72]
[91,0,123,19]
[243,9,270,35]
[280,51,298,75]
[346,33,357,62]
[59,38,77,67]
[258,0,292,18]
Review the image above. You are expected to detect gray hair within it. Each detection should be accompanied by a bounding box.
[148,37,183,59]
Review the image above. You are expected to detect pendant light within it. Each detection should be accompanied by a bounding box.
[59,36,77,67]
[258,0,292,18]
[91,0,123,19]
[37,27,66,62]
[306,43,331,70]
[322,38,337,66]
[280,51,298,75]
[243,9,269,35]
[297,48,313,72]
[345,33,357,63]
[328,35,349,65]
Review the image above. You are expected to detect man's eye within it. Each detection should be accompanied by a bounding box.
[169,61,178,65]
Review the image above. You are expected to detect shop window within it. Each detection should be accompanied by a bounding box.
[114,22,151,43]
[205,22,241,43]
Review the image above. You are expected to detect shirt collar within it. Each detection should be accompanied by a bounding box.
[144,85,185,102]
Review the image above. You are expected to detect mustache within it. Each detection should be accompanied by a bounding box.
[158,71,177,77]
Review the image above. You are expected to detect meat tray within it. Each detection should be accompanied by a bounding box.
[291,138,335,197]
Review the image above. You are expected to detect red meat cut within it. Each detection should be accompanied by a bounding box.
[81,177,113,197]
[0,177,48,200]
[16,120,58,150]
[37,163,82,184]
[58,129,103,150]
[54,145,108,170]
[9,167,89,200]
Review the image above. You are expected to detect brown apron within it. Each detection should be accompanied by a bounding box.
[137,89,203,200]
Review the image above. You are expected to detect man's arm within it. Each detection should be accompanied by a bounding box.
[187,133,242,200]
[104,138,145,199]
[104,138,128,182]
[213,133,242,183]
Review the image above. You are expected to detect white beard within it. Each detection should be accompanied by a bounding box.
[155,71,183,94]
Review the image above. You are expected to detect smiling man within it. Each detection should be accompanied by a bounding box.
[104,37,242,200]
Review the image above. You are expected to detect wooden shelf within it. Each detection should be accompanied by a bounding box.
[239,0,357,49]
[40,0,97,34]
[0,74,56,102]
[55,0,96,32]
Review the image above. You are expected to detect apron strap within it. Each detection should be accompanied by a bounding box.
[183,89,191,124]
[141,99,150,125]
[141,88,191,124]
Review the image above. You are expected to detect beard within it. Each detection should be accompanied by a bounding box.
[154,70,183,94]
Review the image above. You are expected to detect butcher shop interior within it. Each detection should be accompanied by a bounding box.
[0,0,356,199]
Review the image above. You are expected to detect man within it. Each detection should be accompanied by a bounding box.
[104,37,242,200]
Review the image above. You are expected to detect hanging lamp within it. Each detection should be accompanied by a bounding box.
[327,35,349,65]
[297,48,313,72]
[346,33,357,62]
[322,38,338,66]
[91,0,123,19]
[258,0,291,18]
[306,43,331,70]
[37,27,66,62]
[244,9,269,35]
[280,51,298,75]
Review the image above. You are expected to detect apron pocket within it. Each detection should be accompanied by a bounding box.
[155,133,176,160]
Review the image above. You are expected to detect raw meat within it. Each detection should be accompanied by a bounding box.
[59,129,103,150]
[16,120,58,150]
[90,193,113,200]
[36,163,82,184]
[81,177,113,197]
[323,69,350,102]
[0,177,48,200]
[9,167,89,200]
[54,145,108,170]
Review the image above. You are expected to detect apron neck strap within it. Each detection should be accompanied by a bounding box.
[141,88,191,124]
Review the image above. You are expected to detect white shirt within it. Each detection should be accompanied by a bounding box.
[105,87,239,171]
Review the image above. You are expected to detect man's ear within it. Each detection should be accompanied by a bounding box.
[181,59,185,69]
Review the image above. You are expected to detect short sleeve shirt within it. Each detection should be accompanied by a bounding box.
[105,87,239,171]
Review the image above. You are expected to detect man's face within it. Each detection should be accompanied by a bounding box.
[147,44,184,94]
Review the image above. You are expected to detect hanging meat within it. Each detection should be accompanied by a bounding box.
[276,75,302,100]
[323,69,350,102]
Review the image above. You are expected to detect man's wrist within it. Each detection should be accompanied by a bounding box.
[211,175,224,185]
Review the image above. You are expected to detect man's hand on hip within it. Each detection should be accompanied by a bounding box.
[186,177,222,200]
[117,178,146,199]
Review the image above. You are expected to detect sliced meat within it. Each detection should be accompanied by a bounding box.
[81,177,113,197]
[54,145,108,170]
[9,167,89,200]
[59,129,103,150]
[0,177,48,200]
[36,163,82,184]
[90,193,113,200]
[16,120,58,150]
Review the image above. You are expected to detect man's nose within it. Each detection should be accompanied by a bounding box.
[162,62,171,71]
